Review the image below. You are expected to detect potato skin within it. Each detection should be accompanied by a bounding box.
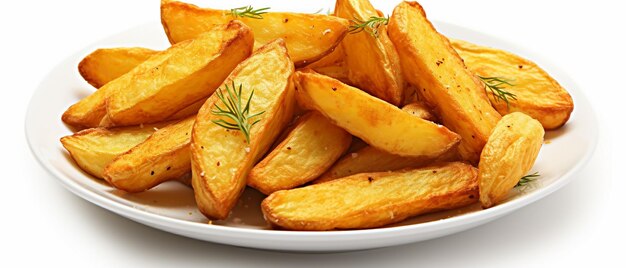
[478,112,544,208]
[60,126,158,178]
[295,70,460,158]
[451,39,574,130]
[262,162,478,231]
[191,39,295,220]
[161,0,349,67]
[248,112,352,195]
[334,0,405,105]
[78,47,157,88]
[388,2,501,164]
[103,116,195,193]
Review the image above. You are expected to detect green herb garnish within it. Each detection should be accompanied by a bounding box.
[348,16,389,38]
[516,172,540,188]
[230,6,270,19]
[478,76,517,109]
[211,81,264,143]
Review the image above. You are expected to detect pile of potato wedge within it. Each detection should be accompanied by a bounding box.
[61,0,573,231]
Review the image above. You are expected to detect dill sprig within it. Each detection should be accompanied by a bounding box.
[211,81,264,143]
[230,6,270,19]
[516,172,540,188]
[349,16,389,38]
[478,76,517,109]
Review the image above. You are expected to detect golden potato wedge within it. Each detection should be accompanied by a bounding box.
[78,47,158,88]
[388,2,501,164]
[295,70,460,157]
[262,162,478,230]
[60,125,158,178]
[166,97,206,120]
[313,103,450,184]
[451,39,574,129]
[479,112,544,208]
[105,21,253,127]
[248,112,352,195]
[334,0,404,105]
[104,116,195,193]
[161,0,349,67]
[191,39,295,219]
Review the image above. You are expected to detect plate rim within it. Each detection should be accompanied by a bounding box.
[24,20,599,248]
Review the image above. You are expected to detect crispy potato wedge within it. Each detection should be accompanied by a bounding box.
[451,39,574,129]
[105,21,253,127]
[313,103,451,183]
[191,39,295,219]
[104,116,195,192]
[166,97,206,120]
[161,0,349,67]
[248,112,352,195]
[295,70,460,157]
[262,162,478,230]
[388,2,501,164]
[479,112,544,208]
[60,126,158,178]
[334,0,405,105]
[78,47,158,88]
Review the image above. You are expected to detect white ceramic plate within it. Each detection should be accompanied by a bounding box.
[25,17,597,251]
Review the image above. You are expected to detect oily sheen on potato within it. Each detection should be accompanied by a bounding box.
[478,112,544,208]
[334,0,405,105]
[161,0,349,67]
[104,116,195,193]
[388,1,501,164]
[191,39,295,220]
[451,39,574,130]
[78,47,158,88]
[248,112,352,195]
[60,125,159,178]
[262,162,479,230]
[295,70,460,158]
[105,21,253,127]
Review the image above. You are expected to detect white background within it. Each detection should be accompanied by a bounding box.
[3,0,624,267]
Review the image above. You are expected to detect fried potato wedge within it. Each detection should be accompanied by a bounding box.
[161,0,349,67]
[388,2,501,164]
[479,112,544,208]
[401,102,436,122]
[262,162,478,230]
[248,112,352,195]
[191,39,295,219]
[104,116,195,192]
[105,21,253,127]
[60,126,158,178]
[334,0,404,105]
[451,39,574,129]
[78,47,157,88]
[295,70,460,157]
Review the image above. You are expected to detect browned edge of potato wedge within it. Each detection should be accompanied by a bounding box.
[191,39,295,220]
[451,39,574,130]
[161,0,349,67]
[78,47,158,88]
[105,21,254,127]
[295,69,460,158]
[334,0,405,106]
[60,125,159,178]
[262,162,478,230]
[103,116,195,193]
[388,1,501,164]
[478,112,544,208]
[248,112,352,195]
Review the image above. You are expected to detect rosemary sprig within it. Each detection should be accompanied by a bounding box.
[349,16,389,38]
[516,172,540,188]
[478,76,517,109]
[230,6,270,19]
[211,81,264,143]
